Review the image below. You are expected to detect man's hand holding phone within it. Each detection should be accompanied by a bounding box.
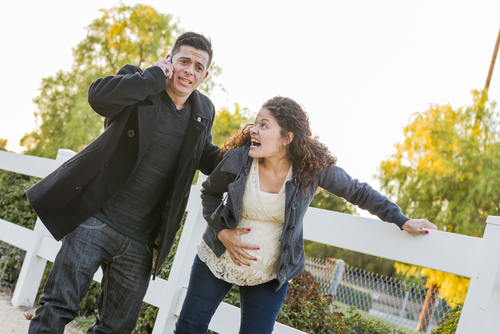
[151,55,173,79]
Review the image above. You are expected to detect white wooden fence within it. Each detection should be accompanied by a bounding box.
[1,148,499,334]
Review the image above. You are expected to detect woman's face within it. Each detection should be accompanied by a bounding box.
[249,108,290,159]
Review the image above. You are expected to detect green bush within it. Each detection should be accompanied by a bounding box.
[337,283,373,312]
[0,170,39,290]
[431,302,462,334]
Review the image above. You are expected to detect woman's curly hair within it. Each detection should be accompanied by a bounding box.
[217,96,336,193]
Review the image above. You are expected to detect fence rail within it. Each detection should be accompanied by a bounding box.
[1,149,500,333]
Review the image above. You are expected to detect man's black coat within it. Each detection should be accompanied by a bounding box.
[27,64,220,276]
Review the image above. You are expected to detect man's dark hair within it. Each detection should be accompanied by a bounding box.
[172,32,213,69]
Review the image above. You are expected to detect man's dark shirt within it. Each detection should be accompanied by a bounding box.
[93,91,190,244]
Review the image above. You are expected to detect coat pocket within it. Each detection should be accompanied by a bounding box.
[62,141,103,168]
[290,241,304,266]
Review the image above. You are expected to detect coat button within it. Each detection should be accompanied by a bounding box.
[292,202,299,210]
[284,244,291,252]
[293,177,298,185]
[288,225,296,231]
[280,264,288,273]
[104,160,110,167]
[75,187,82,193]
[127,129,135,137]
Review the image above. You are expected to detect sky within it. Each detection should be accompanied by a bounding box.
[1,0,499,217]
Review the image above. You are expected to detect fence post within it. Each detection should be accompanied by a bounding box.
[328,259,345,296]
[456,216,500,334]
[11,218,53,307]
[10,148,74,307]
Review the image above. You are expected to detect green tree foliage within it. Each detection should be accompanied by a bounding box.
[377,90,500,237]
[21,4,221,158]
[212,103,253,147]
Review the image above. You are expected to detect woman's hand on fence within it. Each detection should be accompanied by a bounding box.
[217,228,259,266]
[402,219,437,235]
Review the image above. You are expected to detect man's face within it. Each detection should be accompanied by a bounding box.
[166,45,210,100]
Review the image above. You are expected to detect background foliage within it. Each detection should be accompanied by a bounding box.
[378,90,500,237]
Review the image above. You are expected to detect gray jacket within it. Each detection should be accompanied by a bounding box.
[201,145,409,289]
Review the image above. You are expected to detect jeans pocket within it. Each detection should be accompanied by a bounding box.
[80,217,107,229]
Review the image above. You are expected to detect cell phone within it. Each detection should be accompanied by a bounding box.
[167,55,172,63]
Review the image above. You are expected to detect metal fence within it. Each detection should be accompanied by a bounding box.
[305,257,466,333]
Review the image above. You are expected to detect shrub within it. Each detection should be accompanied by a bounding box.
[0,170,39,290]
[431,302,463,334]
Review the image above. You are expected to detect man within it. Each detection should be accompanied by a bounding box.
[27,32,220,333]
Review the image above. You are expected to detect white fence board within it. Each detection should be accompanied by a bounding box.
[304,208,482,278]
[0,218,34,250]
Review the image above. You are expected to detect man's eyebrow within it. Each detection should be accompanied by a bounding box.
[178,56,206,71]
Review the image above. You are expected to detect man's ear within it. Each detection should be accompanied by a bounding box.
[203,71,209,80]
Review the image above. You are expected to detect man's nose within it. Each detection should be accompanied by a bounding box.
[185,63,194,75]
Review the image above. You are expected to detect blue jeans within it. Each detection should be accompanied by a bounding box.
[175,255,289,334]
[28,217,154,334]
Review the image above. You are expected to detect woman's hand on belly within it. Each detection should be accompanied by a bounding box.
[217,228,260,267]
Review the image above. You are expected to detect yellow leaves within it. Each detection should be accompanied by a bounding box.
[395,263,469,307]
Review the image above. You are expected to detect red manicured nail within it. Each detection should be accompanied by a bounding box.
[247,264,250,266]
[425,230,429,234]
[254,259,257,261]
[247,228,251,232]
[256,247,260,250]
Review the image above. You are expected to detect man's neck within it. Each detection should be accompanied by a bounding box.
[165,88,189,110]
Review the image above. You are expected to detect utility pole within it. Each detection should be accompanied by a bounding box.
[485,26,500,90]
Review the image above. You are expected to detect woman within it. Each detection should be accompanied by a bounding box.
[175,96,436,334]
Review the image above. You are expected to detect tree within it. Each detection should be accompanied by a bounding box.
[211,103,253,147]
[377,89,500,237]
[21,4,222,158]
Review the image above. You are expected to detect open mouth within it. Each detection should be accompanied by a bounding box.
[179,77,192,84]
[251,139,261,147]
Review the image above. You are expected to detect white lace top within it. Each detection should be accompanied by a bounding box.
[197,158,292,286]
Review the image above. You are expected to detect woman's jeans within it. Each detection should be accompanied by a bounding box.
[28,217,154,334]
[175,255,289,334]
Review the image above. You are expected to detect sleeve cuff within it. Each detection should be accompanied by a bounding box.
[392,212,411,230]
